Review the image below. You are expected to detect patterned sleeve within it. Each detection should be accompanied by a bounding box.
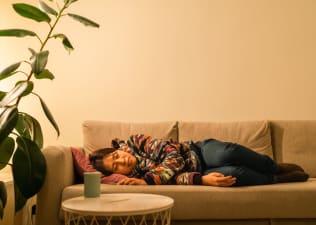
[175,172,202,185]
[128,134,186,185]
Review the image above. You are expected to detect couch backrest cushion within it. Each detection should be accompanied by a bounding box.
[178,120,273,159]
[82,121,178,152]
[270,120,316,177]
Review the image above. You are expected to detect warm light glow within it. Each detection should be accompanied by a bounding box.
[1,0,316,148]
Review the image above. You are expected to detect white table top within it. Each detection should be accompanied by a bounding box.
[62,193,174,216]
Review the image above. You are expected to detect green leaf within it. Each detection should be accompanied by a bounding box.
[52,33,74,53]
[28,48,36,56]
[0,82,28,107]
[13,3,51,23]
[0,137,15,170]
[36,95,60,136]
[68,13,100,28]
[16,113,43,149]
[34,69,55,80]
[61,37,74,52]
[29,115,43,149]
[23,81,34,96]
[0,92,6,101]
[65,0,78,5]
[0,199,3,219]
[0,62,21,76]
[16,114,31,140]
[28,48,36,60]
[13,137,46,199]
[13,183,26,212]
[15,81,33,97]
[0,181,7,218]
[31,50,49,75]
[0,62,21,80]
[39,1,57,16]
[0,29,36,38]
[0,108,18,144]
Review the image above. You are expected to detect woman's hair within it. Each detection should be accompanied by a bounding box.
[89,148,116,176]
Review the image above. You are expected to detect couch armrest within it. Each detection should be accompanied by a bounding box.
[35,146,75,225]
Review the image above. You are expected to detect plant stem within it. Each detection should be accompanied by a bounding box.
[15,3,68,105]
[40,5,68,52]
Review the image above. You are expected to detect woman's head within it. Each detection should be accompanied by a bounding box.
[89,148,136,175]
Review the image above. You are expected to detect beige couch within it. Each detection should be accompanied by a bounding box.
[35,120,316,225]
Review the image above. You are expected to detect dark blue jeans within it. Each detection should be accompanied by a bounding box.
[194,139,277,186]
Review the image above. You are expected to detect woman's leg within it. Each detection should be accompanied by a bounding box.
[204,166,276,186]
[195,139,277,174]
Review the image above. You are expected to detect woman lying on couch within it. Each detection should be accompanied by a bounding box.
[89,134,309,186]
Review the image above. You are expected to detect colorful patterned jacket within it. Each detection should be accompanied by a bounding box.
[112,134,203,185]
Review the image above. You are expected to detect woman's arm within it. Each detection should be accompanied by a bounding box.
[117,177,147,185]
[201,173,236,187]
[176,172,236,186]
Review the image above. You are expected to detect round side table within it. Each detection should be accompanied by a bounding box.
[62,193,174,225]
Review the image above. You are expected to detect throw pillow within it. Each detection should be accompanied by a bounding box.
[70,147,127,184]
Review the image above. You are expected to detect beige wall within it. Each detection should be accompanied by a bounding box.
[1,0,316,147]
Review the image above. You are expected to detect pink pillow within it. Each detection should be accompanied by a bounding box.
[70,147,127,184]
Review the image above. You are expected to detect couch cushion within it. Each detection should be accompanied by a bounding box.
[82,121,178,152]
[61,178,316,220]
[70,147,128,184]
[270,120,316,177]
[178,120,273,159]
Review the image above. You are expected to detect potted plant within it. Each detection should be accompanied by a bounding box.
[0,0,99,218]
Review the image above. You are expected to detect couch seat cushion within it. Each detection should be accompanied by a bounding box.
[61,178,316,220]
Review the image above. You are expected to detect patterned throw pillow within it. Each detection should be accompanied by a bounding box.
[70,147,127,184]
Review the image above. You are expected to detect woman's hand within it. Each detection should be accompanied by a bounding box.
[117,178,147,185]
[201,172,236,187]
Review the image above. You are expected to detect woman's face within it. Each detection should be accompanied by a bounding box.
[102,150,136,175]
